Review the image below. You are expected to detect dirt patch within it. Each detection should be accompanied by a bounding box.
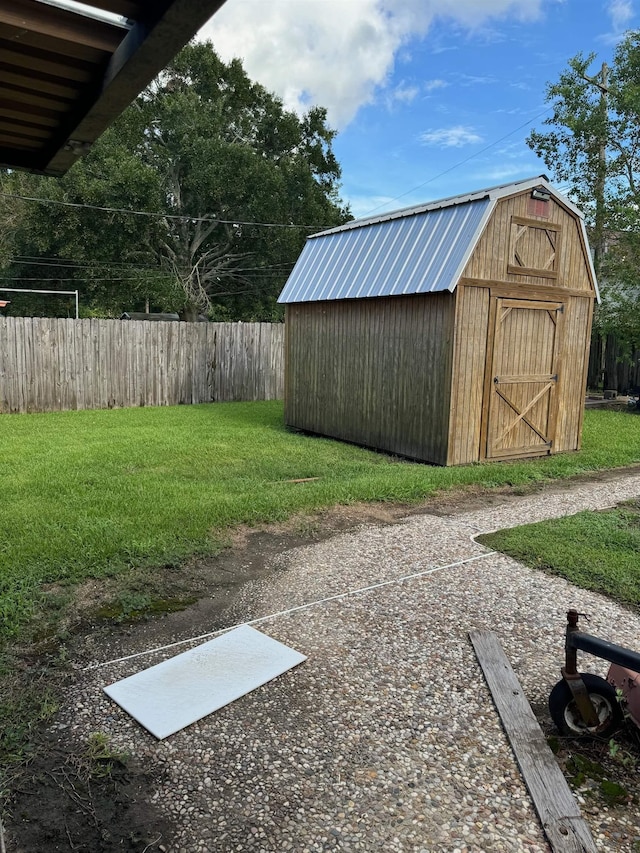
[547,722,640,821]
[6,734,170,853]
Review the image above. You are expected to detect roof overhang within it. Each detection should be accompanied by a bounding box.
[0,0,227,176]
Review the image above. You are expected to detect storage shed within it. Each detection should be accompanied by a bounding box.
[278,176,599,466]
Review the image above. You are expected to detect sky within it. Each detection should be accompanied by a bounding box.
[197,0,639,220]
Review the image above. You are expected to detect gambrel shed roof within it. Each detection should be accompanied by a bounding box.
[278,175,599,304]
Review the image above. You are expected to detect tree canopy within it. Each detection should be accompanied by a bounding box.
[0,43,350,320]
[526,31,640,356]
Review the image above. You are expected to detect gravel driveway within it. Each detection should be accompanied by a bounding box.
[54,472,640,852]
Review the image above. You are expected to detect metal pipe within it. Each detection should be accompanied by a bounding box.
[563,610,600,727]
[564,609,580,675]
[569,631,640,672]
[0,287,79,319]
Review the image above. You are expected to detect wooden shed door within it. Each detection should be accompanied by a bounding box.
[485,298,564,459]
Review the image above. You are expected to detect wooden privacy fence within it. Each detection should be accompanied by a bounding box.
[0,317,284,413]
[587,332,640,392]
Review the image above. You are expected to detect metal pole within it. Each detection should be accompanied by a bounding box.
[0,287,80,318]
[0,287,78,296]
[580,62,609,388]
[580,62,609,276]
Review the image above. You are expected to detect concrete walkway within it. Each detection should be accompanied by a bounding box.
[64,472,640,852]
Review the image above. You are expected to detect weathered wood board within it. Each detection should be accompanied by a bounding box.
[469,630,597,853]
[285,293,455,465]
[0,318,284,413]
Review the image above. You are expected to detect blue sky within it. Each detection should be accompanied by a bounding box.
[199,1,637,218]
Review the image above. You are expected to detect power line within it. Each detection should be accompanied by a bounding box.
[0,191,328,230]
[10,257,295,272]
[0,276,169,283]
[361,107,554,217]
[10,257,165,271]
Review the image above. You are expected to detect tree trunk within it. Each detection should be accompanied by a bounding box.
[180,303,200,322]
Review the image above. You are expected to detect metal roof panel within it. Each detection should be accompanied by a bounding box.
[278,198,491,304]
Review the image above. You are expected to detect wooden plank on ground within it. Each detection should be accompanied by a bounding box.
[469,630,597,853]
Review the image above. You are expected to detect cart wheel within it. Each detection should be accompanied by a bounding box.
[549,673,623,737]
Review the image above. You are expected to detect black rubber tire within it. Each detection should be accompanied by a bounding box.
[549,673,623,738]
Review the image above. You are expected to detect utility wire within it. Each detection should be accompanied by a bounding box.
[361,107,554,216]
[0,190,327,230]
[10,257,166,271]
[8,257,296,275]
[0,276,169,283]
[83,552,495,671]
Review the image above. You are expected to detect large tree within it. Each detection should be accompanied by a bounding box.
[526,32,640,368]
[0,43,350,320]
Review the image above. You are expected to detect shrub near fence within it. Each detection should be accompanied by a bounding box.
[0,317,284,413]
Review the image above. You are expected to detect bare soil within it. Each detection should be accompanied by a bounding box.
[8,738,171,853]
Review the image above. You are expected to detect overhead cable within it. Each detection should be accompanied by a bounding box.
[0,191,328,230]
[362,107,554,216]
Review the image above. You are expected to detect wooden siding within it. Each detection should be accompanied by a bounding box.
[507,215,561,279]
[463,193,594,293]
[285,294,456,465]
[449,287,593,464]
[0,318,284,413]
[554,296,594,452]
[484,298,563,460]
[447,285,490,465]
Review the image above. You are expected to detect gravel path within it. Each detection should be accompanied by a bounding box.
[60,473,640,852]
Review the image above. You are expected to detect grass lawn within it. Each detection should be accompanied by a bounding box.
[478,498,640,612]
[1,401,640,644]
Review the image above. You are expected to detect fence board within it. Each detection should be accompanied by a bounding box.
[0,318,284,413]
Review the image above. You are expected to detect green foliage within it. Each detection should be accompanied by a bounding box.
[0,404,639,645]
[527,52,610,224]
[600,778,630,804]
[83,732,127,778]
[0,666,58,769]
[0,43,349,321]
[94,592,198,622]
[527,31,640,352]
[527,35,640,235]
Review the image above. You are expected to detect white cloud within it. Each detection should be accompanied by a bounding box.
[424,79,448,93]
[599,0,634,42]
[389,83,421,105]
[608,0,634,32]
[477,164,535,181]
[420,126,483,147]
[348,194,399,217]
[199,0,547,128]
[456,73,497,85]
[496,141,528,156]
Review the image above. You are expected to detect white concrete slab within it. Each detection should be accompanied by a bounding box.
[103,626,306,739]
